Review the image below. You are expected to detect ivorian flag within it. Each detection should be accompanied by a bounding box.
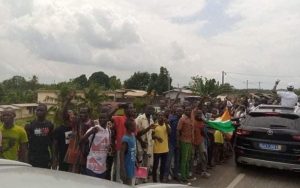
[207,108,235,133]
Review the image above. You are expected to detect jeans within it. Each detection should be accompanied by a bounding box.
[152,152,168,182]
[164,144,179,178]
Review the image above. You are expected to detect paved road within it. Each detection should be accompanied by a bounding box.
[190,158,300,188]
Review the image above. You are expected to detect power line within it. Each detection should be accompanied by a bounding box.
[226,71,300,78]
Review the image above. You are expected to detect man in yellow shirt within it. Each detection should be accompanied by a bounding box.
[0,109,28,162]
[152,112,170,183]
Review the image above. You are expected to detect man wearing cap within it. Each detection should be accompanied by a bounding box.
[272,80,298,107]
[0,109,28,162]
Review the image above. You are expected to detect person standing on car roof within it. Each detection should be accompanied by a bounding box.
[25,104,54,169]
[272,80,298,107]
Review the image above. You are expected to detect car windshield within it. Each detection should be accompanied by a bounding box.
[246,116,299,129]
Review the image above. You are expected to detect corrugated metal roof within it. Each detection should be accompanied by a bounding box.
[163,89,193,94]
[124,90,147,97]
[0,105,20,110]
[12,103,38,107]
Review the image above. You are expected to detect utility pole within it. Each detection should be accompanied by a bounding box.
[222,71,226,85]
[246,80,249,90]
[258,82,261,90]
[167,73,170,91]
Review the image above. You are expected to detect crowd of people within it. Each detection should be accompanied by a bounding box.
[0,80,298,186]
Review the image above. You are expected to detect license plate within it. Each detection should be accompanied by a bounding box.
[259,143,282,151]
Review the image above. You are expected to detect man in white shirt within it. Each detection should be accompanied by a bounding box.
[272,80,298,107]
[135,106,155,169]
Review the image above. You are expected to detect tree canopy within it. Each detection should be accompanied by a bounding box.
[72,74,88,89]
[123,67,172,95]
[88,71,110,89]
[0,76,37,104]
[124,72,150,90]
[190,76,234,97]
[109,76,122,90]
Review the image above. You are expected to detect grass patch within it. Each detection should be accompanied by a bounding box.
[15,117,35,127]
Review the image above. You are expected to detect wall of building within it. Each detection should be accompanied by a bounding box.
[165,92,191,102]
[37,91,58,105]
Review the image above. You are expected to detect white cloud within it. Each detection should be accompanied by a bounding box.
[0,0,300,89]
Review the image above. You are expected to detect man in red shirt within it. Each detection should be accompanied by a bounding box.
[177,107,193,185]
[193,109,210,178]
[112,103,136,183]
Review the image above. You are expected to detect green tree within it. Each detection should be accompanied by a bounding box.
[147,73,158,94]
[2,76,27,90]
[190,76,221,97]
[109,76,122,90]
[219,83,235,94]
[155,67,172,95]
[124,72,150,90]
[72,74,88,89]
[0,84,4,104]
[88,71,110,88]
[0,76,37,104]
[133,98,148,114]
[28,75,39,90]
[295,89,300,96]
[83,85,108,119]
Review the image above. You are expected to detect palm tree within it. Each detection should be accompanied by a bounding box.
[82,84,108,119]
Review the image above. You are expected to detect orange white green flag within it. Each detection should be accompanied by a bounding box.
[207,108,234,133]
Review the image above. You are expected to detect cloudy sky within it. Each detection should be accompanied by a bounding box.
[0,0,300,89]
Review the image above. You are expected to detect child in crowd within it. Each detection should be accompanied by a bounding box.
[120,118,137,186]
[213,129,224,164]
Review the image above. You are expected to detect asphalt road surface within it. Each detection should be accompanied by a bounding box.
[190,158,300,188]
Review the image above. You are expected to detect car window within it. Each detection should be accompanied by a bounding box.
[246,116,298,129]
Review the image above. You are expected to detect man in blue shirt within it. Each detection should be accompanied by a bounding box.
[164,107,183,181]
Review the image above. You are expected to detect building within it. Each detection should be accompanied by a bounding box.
[37,90,60,108]
[105,89,127,101]
[0,103,38,119]
[164,89,197,103]
[124,90,148,98]
[13,103,38,119]
[0,105,21,119]
[37,90,85,109]
[37,89,149,108]
[105,89,148,102]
